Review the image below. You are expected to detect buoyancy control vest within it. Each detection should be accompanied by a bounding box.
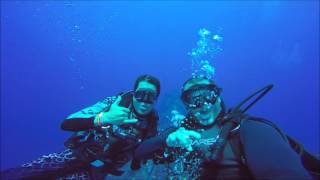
[64,91,158,170]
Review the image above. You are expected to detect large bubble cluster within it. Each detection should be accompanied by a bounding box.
[168,110,186,128]
[188,28,223,80]
[159,28,224,179]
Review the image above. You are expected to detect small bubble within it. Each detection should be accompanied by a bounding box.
[198,28,211,38]
[213,34,223,42]
[64,2,73,7]
[69,57,75,62]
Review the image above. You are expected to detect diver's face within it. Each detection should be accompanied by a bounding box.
[191,98,222,126]
[133,81,158,116]
[182,80,222,126]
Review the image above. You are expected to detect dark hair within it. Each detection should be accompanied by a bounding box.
[134,74,161,96]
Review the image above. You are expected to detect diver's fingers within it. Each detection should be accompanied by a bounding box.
[182,134,194,145]
[173,128,190,145]
[117,111,129,117]
[173,135,185,147]
[186,145,193,151]
[119,114,129,119]
[185,130,201,140]
[175,127,186,135]
[179,136,188,147]
[184,136,193,145]
[112,96,122,106]
[123,119,138,124]
[166,133,179,147]
[118,107,130,113]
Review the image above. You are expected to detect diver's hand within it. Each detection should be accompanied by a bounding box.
[166,127,201,151]
[95,96,138,126]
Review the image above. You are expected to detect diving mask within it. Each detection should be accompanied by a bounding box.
[134,89,157,104]
[181,84,221,110]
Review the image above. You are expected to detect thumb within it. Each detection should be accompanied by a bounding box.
[123,119,138,124]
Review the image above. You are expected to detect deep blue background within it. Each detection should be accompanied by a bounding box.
[1,1,319,170]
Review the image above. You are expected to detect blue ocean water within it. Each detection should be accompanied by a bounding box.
[0,0,319,173]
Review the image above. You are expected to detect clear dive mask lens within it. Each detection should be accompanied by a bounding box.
[181,84,221,110]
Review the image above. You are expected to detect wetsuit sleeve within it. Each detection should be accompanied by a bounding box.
[134,127,177,161]
[241,120,312,179]
[60,96,117,131]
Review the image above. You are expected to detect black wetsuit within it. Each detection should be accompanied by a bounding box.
[134,115,312,180]
[1,93,158,180]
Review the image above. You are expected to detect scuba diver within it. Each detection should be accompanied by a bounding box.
[134,76,319,179]
[1,74,161,180]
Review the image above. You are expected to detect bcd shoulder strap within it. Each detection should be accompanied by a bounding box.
[229,116,320,178]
